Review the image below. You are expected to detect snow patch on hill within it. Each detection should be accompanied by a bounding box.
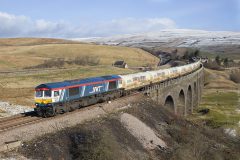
[73,29,240,48]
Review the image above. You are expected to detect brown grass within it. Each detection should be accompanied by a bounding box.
[204,68,239,89]
[0,66,136,106]
[0,38,77,46]
[0,38,159,71]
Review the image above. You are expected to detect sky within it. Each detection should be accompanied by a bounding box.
[0,0,239,38]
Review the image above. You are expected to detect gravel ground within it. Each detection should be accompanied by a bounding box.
[120,113,166,150]
[0,102,33,117]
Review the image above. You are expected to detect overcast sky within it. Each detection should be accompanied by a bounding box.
[0,0,239,38]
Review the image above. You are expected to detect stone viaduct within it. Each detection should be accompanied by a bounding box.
[145,66,204,116]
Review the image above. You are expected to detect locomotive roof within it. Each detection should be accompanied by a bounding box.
[35,75,121,90]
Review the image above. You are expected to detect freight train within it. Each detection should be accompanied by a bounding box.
[34,61,202,117]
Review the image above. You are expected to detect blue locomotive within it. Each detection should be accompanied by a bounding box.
[34,75,122,117]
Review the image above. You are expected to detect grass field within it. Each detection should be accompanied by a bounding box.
[0,38,76,46]
[204,68,239,89]
[0,66,136,106]
[0,38,158,71]
[188,67,240,135]
[0,65,136,88]
[190,90,240,135]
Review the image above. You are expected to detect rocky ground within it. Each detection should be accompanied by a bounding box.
[0,101,33,118]
[2,96,239,160]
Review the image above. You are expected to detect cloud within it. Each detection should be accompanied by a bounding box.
[0,12,31,37]
[0,11,176,38]
[0,12,71,37]
[89,17,176,36]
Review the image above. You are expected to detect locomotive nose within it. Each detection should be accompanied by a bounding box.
[35,98,52,104]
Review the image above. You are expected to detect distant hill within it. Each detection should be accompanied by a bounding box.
[75,29,240,59]
[0,38,80,46]
[75,29,240,47]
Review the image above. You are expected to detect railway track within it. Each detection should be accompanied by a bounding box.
[0,113,43,133]
[0,92,141,133]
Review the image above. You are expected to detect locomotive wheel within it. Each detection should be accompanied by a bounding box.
[42,112,47,118]
[45,108,56,117]
[69,106,75,112]
[37,110,43,117]
[98,98,105,103]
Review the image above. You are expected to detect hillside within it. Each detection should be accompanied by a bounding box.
[4,96,240,160]
[77,29,240,47]
[0,38,158,71]
[204,68,239,89]
[0,38,78,46]
[76,29,240,59]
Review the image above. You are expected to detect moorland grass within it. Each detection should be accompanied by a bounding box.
[191,90,240,134]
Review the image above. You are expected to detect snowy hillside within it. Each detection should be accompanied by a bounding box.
[73,29,240,48]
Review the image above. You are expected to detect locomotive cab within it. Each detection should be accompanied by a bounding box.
[34,84,64,117]
[35,89,62,106]
[35,89,52,107]
[35,75,122,117]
